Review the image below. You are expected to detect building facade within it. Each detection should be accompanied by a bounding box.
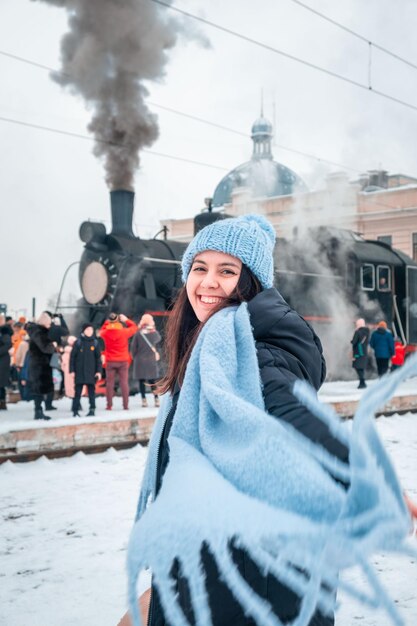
[161,117,417,261]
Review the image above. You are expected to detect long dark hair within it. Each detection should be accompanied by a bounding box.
[157,264,262,395]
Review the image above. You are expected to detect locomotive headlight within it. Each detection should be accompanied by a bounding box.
[81,261,109,304]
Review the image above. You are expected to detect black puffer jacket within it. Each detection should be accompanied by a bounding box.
[149,289,349,626]
[69,335,102,385]
[27,323,55,395]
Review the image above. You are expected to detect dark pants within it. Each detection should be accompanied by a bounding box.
[106,361,129,408]
[33,394,47,411]
[376,358,389,377]
[355,368,365,386]
[74,383,95,411]
[0,387,6,401]
[139,379,157,399]
[45,390,55,409]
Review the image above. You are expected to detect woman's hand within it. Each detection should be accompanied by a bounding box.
[405,493,417,521]
[117,589,151,626]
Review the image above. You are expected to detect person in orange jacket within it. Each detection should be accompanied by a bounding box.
[391,338,406,371]
[100,313,136,410]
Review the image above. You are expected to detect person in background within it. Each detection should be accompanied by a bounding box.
[0,325,12,410]
[14,330,30,400]
[391,338,406,371]
[61,336,79,414]
[351,318,370,389]
[100,313,136,411]
[45,313,69,410]
[70,324,102,417]
[130,314,161,408]
[26,312,56,420]
[370,320,395,377]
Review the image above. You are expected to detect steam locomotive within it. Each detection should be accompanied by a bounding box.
[75,189,417,368]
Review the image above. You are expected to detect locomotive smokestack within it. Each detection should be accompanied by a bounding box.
[110,189,135,238]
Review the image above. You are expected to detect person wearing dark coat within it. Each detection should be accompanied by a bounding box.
[69,323,102,417]
[370,320,395,377]
[0,325,12,410]
[130,314,161,408]
[26,312,56,420]
[44,313,69,410]
[119,215,350,626]
[351,318,370,389]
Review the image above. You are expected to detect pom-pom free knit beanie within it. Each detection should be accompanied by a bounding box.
[181,214,276,289]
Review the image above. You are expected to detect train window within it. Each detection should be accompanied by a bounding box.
[361,264,375,291]
[377,266,391,291]
[377,235,392,246]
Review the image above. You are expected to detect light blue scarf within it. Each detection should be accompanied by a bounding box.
[128,303,414,626]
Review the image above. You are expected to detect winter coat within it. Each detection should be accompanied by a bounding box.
[14,339,29,368]
[0,327,12,388]
[351,326,370,370]
[100,319,136,362]
[70,335,102,385]
[391,341,406,366]
[27,322,55,395]
[148,288,347,626]
[61,337,76,398]
[370,328,395,359]
[130,328,161,380]
[48,315,69,347]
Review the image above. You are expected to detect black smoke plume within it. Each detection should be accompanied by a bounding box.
[33,0,205,190]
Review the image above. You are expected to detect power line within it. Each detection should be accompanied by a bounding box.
[0,115,228,171]
[0,47,362,172]
[149,0,417,113]
[287,0,417,71]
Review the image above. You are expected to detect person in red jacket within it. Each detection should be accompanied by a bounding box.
[391,338,406,371]
[100,313,136,410]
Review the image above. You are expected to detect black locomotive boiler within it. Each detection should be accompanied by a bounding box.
[78,189,186,328]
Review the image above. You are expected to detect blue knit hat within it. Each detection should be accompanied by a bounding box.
[181,214,276,289]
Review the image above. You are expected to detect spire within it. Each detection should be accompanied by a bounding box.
[251,113,273,160]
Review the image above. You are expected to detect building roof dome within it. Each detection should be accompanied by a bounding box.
[212,115,308,208]
[251,116,273,137]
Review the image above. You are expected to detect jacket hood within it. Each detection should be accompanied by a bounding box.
[247,288,326,389]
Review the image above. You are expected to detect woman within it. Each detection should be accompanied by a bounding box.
[123,215,414,626]
[131,314,161,408]
[26,311,56,420]
[0,324,12,410]
[351,318,370,389]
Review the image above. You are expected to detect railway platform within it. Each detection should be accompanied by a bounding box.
[1,377,416,463]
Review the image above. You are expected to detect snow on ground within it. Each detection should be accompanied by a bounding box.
[1,412,416,626]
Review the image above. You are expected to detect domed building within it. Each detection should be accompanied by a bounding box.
[212,115,308,208]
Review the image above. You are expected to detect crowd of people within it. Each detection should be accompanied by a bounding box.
[351,317,405,388]
[0,307,408,420]
[0,311,161,420]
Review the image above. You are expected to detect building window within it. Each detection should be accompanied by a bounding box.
[361,264,375,291]
[377,265,391,291]
[377,235,392,246]
[413,233,417,262]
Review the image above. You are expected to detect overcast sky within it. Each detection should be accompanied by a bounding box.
[1,0,417,317]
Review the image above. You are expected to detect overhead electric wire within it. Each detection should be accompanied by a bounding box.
[287,0,417,71]
[149,0,417,113]
[0,115,228,171]
[0,47,362,173]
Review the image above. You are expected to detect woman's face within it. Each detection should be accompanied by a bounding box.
[186,250,242,323]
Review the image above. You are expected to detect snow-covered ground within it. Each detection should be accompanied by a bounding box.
[1,412,416,626]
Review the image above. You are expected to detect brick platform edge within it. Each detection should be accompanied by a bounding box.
[0,417,155,463]
[2,394,417,463]
[332,393,417,419]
